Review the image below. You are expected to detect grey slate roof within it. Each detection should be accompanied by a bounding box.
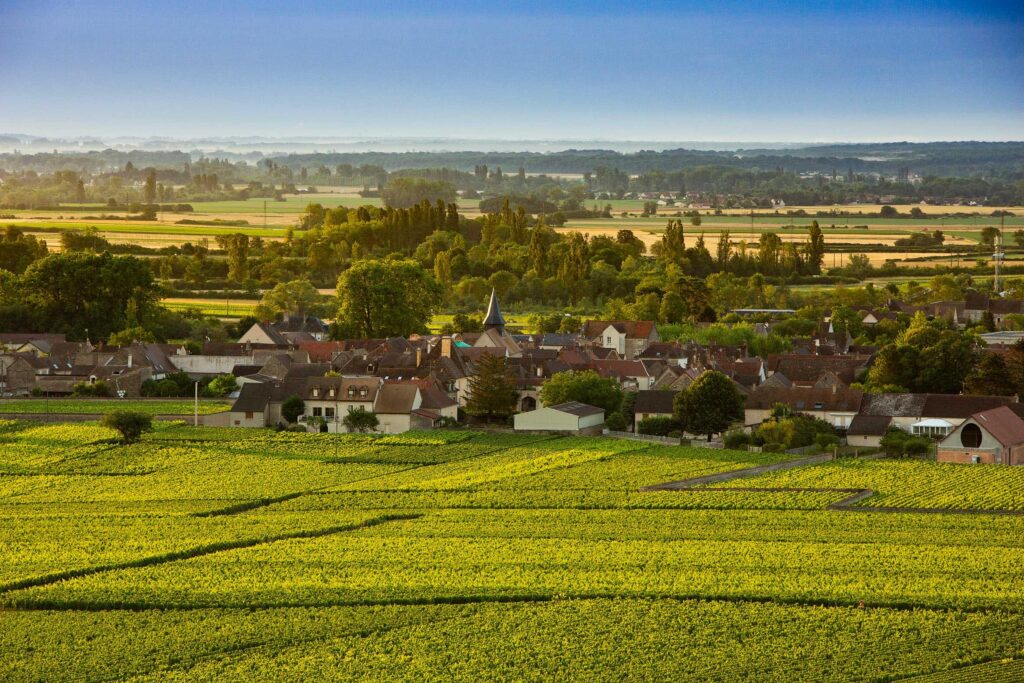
[549,401,604,417]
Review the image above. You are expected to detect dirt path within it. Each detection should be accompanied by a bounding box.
[640,453,834,491]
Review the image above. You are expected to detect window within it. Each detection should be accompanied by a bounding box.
[606,336,612,345]
[972,455,982,464]
[312,407,323,417]
[359,387,368,397]
[328,388,336,398]
[245,411,253,419]
[347,387,356,398]
[961,423,983,448]
[312,387,320,398]
[325,407,335,418]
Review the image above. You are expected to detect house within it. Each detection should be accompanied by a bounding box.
[538,333,579,351]
[0,333,66,353]
[0,355,42,395]
[513,402,605,435]
[846,414,893,448]
[937,406,1024,465]
[373,382,423,434]
[633,390,679,431]
[582,320,659,359]
[272,314,329,342]
[856,393,1017,438]
[590,359,654,391]
[228,383,273,428]
[765,354,872,388]
[300,377,381,432]
[744,385,863,429]
[238,321,292,347]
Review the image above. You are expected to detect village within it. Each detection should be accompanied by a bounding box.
[4,287,1024,466]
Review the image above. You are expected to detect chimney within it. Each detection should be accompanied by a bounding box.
[441,336,452,358]
[127,353,132,368]
[416,348,423,367]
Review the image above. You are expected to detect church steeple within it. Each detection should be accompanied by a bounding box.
[483,288,506,336]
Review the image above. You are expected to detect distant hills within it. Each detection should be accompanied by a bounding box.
[0,137,1021,177]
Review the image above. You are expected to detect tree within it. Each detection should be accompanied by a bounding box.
[674,370,744,440]
[10,252,161,340]
[205,374,239,398]
[101,410,153,444]
[381,178,457,208]
[334,260,442,338]
[539,370,623,415]
[144,169,157,205]
[281,394,305,424]
[465,353,519,421]
[255,279,323,321]
[806,221,825,274]
[216,234,250,283]
[343,406,379,433]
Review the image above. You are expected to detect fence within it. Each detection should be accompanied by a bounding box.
[602,430,726,448]
[602,430,679,445]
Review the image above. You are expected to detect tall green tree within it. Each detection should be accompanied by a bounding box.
[334,259,441,338]
[255,279,324,321]
[674,370,744,441]
[805,221,825,274]
[539,370,623,415]
[466,353,519,421]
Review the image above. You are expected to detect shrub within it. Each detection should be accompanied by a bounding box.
[880,427,912,456]
[638,416,680,436]
[902,437,932,457]
[762,443,786,453]
[343,407,379,434]
[723,430,752,449]
[815,433,839,451]
[281,394,305,424]
[100,410,153,444]
[605,412,627,431]
[72,381,112,398]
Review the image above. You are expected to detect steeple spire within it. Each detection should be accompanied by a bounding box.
[483,288,506,336]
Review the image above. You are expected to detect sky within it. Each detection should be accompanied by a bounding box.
[1,0,1022,143]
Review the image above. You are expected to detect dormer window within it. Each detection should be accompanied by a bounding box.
[312,387,320,398]
[328,388,336,398]
[347,386,356,398]
[359,387,368,397]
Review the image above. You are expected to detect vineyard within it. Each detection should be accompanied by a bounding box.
[2,423,1024,680]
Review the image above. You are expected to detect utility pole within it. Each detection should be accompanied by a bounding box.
[194,381,199,427]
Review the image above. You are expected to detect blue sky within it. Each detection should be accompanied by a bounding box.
[1,0,1021,142]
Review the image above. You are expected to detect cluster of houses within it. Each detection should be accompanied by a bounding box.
[3,289,1024,463]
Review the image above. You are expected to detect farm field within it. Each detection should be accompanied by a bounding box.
[0,399,230,416]
[162,297,259,318]
[3,423,1024,680]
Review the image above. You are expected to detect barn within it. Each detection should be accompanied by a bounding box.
[513,402,605,435]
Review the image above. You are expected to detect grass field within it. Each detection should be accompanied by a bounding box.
[2,423,1024,680]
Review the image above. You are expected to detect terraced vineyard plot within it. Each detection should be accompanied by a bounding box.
[118,601,1024,683]
[12,507,1024,612]
[0,509,384,588]
[3,426,1024,680]
[714,458,1024,511]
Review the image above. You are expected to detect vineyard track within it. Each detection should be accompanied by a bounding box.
[640,453,835,490]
